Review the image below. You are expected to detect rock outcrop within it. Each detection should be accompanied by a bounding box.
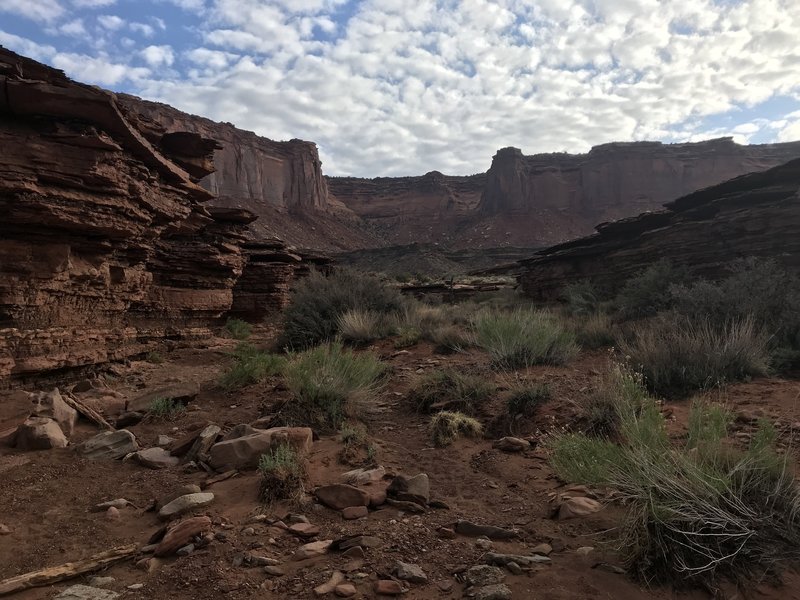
[516,158,800,300]
[0,47,254,380]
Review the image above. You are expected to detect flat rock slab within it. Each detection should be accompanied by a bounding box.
[54,585,120,599]
[484,552,551,567]
[454,520,517,540]
[129,384,198,412]
[135,447,180,469]
[315,484,369,510]
[387,473,429,505]
[158,492,214,521]
[208,427,313,471]
[394,560,428,583]
[79,430,137,460]
[292,540,332,560]
[15,417,68,450]
[184,424,221,463]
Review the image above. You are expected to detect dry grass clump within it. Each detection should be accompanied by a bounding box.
[283,342,385,430]
[573,312,616,349]
[147,397,186,421]
[429,411,483,447]
[548,365,800,588]
[337,309,389,345]
[472,308,578,369]
[619,315,770,398]
[258,444,305,504]
[408,369,494,414]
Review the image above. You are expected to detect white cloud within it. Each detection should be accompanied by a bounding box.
[59,18,87,37]
[72,0,116,7]
[140,44,174,67]
[130,22,156,37]
[51,52,150,85]
[0,0,64,23]
[97,14,125,30]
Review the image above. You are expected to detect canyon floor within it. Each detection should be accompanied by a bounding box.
[1,326,800,600]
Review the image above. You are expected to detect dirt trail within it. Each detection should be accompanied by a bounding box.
[1,330,799,599]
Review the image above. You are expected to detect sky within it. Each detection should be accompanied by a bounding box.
[1,0,800,177]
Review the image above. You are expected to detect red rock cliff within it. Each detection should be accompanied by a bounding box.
[0,47,255,380]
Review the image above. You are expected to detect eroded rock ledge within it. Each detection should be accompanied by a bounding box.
[0,47,311,380]
[516,157,800,299]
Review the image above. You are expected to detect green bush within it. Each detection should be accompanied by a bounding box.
[573,312,616,349]
[145,351,164,364]
[472,308,578,369]
[408,369,494,414]
[429,411,483,447]
[549,370,800,588]
[225,317,252,340]
[582,365,650,438]
[563,280,602,316]
[619,315,770,398]
[258,444,305,504]
[614,259,686,320]
[506,382,550,418]
[147,397,186,420]
[283,342,385,430]
[280,269,403,350]
[219,343,286,391]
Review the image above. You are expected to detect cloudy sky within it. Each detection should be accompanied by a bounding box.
[1,0,799,176]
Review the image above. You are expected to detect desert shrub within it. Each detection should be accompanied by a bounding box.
[258,444,305,504]
[619,315,770,398]
[219,343,286,391]
[225,317,252,340]
[429,411,483,447]
[393,325,422,349]
[428,324,470,354]
[472,308,578,369]
[283,342,384,430]
[506,382,551,418]
[549,371,800,588]
[671,258,800,370]
[582,365,651,438]
[573,312,616,349]
[280,269,404,350]
[338,422,375,466]
[614,259,686,320]
[145,351,164,364]
[147,397,186,420]
[338,309,389,345]
[563,280,602,316]
[408,369,494,414]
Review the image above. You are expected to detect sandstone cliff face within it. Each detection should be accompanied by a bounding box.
[0,47,256,380]
[118,96,330,215]
[516,158,800,300]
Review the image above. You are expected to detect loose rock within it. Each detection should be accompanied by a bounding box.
[154,516,212,556]
[394,561,428,583]
[374,580,403,596]
[334,583,357,597]
[208,427,313,470]
[135,447,180,469]
[15,417,68,450]
[264,566,286,576]
[557,497,603,520]
[473,584,512,600]
[158,492,214,521]
[292,539,332,560]
[492,437,530,452]
[387,473,429,506]
[54,585,120,599]
[314,484,369,510]
[314,571,345,595]
[454,520,517,540]
[79,430,138,460]
[465,565,505,587]
[342,505,368,520]
[30,388,78,437]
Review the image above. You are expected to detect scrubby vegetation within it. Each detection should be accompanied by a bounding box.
[224,317,252,340]
[283,342,385,430]
[472,308,578,369]
[571,312,616,349]
[147,397,186,421]
[506,381,550,418]
[337,309,387,345]
[613,259,686,320]
[619,315,770,398]
[258,444,305,504]
[408,369,494,414]
[280,269,403,350]
[549,365,800,588]
[219,342,286,391]
[429,411,483,447]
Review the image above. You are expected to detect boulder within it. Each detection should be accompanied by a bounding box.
[222,423,259,441]
[54,585,120,600]
[208,427,313,471]
[557,496,603,520]
[15,417,68,450]
[135,447,180,469]
[30,389,78,437]
[387,473,429,506]
[158,492,214,521]
[154,516,212,556]
[394,561,428,583]
[184,424,221,462]
[314,484,369,510]
[79,430,138,460]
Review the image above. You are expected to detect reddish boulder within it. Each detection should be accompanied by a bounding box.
[314,484,369,511]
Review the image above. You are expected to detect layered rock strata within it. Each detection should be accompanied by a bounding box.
[0,47,253,380]
[516,158,800,300]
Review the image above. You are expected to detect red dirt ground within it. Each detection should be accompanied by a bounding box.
[1,328,799,600]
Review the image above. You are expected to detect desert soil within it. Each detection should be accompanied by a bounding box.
[1,327,799,600]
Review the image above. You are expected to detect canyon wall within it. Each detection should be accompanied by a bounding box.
[0,47,313,381]
[516,158,800,300]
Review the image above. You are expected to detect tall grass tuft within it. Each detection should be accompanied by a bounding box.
[619,315,770,398]
[337,309,387,345]
[283,342,385,430]
[408,369,494,414]
[219,343,286,391]
[429,411,483,447]
[548,365,800,588]
[472,308,578,369]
